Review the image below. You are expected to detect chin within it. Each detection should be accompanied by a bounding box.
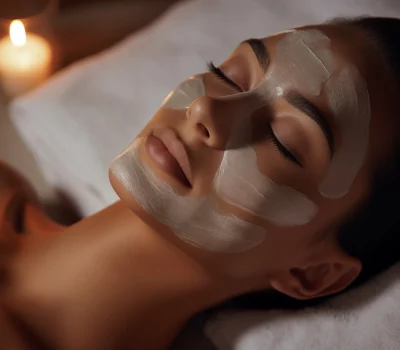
[109,168,143,213]
[109,168,259,280]
[108,168,170,234]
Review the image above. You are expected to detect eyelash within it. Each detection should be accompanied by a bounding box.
[267,125,302,167]
[206,61,302,167]
[207,61,243,92]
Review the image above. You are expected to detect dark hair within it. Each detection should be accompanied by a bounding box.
[219,16,400,311]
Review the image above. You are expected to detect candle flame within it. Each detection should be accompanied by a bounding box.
[10,20,26,47]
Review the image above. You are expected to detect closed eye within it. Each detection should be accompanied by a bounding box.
[268,126,303,167]
[207,62,243,92]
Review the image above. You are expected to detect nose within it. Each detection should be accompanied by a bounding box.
[186,96,238,149]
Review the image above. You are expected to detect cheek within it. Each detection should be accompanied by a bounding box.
[215,144,318,226]
[161,75,206,109]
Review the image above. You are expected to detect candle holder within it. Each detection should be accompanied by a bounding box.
[0,0,59,100]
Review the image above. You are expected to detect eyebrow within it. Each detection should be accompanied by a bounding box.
[285,91,334,157]
[242,38,269,73]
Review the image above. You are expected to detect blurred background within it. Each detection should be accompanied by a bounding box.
[0,0,181,68]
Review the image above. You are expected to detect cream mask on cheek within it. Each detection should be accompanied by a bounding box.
[215,141,318,226]
[161,76,206,109]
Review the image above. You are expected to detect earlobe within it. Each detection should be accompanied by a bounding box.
[270,255,362,300]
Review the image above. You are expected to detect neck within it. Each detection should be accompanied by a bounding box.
[7,200,263,350]
[94,201,253,299]
[62,201,256,348]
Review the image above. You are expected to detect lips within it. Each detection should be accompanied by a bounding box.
[145,128,192,187]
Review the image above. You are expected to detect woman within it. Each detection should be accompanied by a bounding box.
[1,16,400,350]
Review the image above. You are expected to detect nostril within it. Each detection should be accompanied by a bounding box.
[196,123,210,138]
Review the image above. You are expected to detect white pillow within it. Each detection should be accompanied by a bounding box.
[9,0,400,349]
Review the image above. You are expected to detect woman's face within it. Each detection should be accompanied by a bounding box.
[110,25,398,281]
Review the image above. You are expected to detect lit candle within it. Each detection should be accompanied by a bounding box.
[0,20,52,98]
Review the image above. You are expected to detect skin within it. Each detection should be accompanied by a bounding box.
[0,24,399,349]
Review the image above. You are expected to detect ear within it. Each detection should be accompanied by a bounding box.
[270,251,362,300]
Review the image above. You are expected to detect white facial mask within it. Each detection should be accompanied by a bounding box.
[111,144,265,253]
[215,145,318,226]
[264,29,334,97]
[320,67,370,198]
[161,76,206,109]
[111,29,370,253]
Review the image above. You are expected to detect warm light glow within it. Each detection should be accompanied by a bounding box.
[10,20,26,47]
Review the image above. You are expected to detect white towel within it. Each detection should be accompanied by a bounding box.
[206,262,400,350]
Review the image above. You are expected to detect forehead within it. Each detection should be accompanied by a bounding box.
[253,27,377,107]
[251,29,368,133]
[260,27,360,71]
[261,29,354,87]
